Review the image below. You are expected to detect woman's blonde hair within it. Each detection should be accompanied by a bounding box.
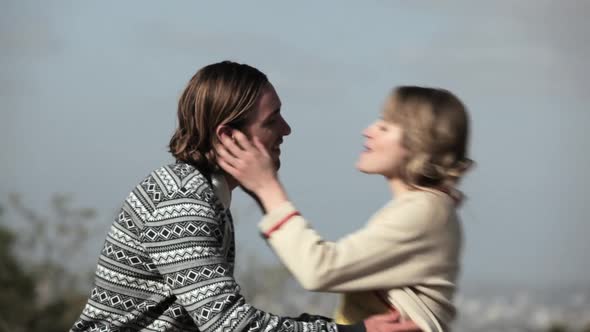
[384,86,473,199]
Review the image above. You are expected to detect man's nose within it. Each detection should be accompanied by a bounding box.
[281,118,292,136]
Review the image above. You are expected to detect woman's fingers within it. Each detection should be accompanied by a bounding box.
[232,130,254,151]
[220,132,245,158]
[216,145,240,168]
[364,311,422,332]
[217,157,238,177]
[252,136,270,158]
[389,320,422,332]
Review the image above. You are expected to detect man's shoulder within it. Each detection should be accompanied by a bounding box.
[133,162,216,204]
[130,163,225,239]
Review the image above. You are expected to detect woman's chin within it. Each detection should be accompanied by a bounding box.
[356,162,372,174]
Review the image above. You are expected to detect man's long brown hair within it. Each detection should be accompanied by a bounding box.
[169,61,268,175]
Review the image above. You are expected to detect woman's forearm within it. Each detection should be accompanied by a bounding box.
[255,178,289,212]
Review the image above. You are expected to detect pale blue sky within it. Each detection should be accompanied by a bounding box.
[1,0,589,287]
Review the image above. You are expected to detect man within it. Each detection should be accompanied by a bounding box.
[71,61,413,332]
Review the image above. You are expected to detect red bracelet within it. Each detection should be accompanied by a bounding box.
[263,211,300,238]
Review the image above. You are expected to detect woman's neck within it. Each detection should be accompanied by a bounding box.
[388,177,412,198]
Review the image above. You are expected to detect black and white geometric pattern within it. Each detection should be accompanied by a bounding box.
[71,162,340,332]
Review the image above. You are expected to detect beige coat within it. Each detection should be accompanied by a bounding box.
[258,190,462,332]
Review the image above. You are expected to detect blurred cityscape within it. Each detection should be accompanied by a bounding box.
[1,195,588,332]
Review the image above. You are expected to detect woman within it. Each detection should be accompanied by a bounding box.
[215,86,473,332]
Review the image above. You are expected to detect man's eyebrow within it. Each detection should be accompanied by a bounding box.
[264,107,281,121]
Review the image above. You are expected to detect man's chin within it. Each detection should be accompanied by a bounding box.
[273,156,281,170]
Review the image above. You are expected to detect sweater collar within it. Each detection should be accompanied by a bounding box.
[211,173,231,209]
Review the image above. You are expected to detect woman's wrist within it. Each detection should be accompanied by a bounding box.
[256,179,289,212]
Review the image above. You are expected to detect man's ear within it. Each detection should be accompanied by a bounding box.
[216,124,232,141]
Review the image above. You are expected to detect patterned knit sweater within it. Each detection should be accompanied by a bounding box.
[71,162,360,332]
